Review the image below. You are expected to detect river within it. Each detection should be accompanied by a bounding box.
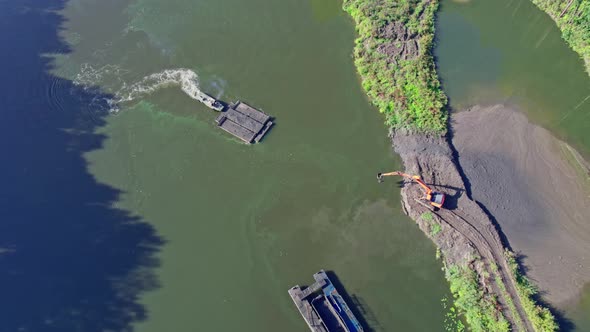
[4,0,587,330]
[41,0,454,331]
[435,0,590,159]
[435,0,590,330]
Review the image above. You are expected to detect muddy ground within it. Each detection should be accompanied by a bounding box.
[451,105,590,307]
[392,127,534,330]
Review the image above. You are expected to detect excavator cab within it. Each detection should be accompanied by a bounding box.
[426,191,445,209]
[377,171,446,209]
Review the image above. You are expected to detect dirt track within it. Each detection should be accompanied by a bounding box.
[451,105,590,306]
[392,129,534,331]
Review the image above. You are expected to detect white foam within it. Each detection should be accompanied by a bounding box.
[74,63,128,90]
[74,65,216,112]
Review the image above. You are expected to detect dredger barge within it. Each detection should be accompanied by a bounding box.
[199,91,273,144]
[215,101,273,144]
[288,270,364,332]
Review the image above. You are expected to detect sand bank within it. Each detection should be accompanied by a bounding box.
[451,105,590,306]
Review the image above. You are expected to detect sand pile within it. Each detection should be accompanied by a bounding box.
[451,105,590,306]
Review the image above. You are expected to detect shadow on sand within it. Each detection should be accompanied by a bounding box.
[0,1,164,331]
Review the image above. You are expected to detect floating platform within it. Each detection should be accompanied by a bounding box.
[215,101,273,143]
[288,270,364,332]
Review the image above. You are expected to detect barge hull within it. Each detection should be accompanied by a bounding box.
[289,286,329,332]
[215,101,273,144]
[288,270,364,332]
[217,117,257,143]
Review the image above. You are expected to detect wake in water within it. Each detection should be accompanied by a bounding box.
[74,65,218,112]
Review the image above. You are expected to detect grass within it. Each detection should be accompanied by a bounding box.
[421,212,442,236]
[430,222,442,236]
[505,250,559,332]
[531,0,590,75]
[343,0,448,132]
[421,211,433,221]
[445,264,510,332]
[442,296,465,332]
[490,263,526,332]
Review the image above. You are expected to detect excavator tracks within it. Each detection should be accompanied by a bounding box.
[433,207,534,332]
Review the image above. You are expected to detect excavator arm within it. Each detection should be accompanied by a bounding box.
[378,172,427,190]
[412,177,433,195]
[377,171,411,181]
[377,171,445,209]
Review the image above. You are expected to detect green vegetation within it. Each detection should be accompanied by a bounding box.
[442,297,465,332]
[420,211,441,236]
[421,211,433,222]
[445,264,510,332]
[531,0,590,74]
[505,250,559,332]
[430,222,442,236]
[494,275,524,331]
[343,0,448,132]
[490,263,526,332]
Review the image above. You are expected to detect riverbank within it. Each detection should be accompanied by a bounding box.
[344,0,557,330]
[530,0,590,75]
[451,105,590,307]
[343,0,447,132]
[392,129,559,331]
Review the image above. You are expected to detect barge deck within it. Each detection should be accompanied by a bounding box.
[288,270,364,332]
[215,101,273,143]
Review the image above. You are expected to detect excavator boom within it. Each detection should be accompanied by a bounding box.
[377,171,446,209]
[413,178,433,195]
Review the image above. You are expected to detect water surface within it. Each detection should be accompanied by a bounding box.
[49,0,454,331]
[436,0,590,159]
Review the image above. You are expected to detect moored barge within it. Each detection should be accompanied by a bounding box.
[288,270,364,332]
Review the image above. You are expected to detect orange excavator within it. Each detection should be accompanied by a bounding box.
[377,171,446,209]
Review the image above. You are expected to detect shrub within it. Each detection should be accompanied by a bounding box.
[343,0,448,132]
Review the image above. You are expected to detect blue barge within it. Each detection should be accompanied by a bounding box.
[288,270,364,332]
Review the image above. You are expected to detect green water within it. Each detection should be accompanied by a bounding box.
[435,0,590,330]
[435,0,590,159]
[54,0,452,331]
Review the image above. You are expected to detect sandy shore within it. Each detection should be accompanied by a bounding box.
[451,105,590,306]
[392,128,536,330]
